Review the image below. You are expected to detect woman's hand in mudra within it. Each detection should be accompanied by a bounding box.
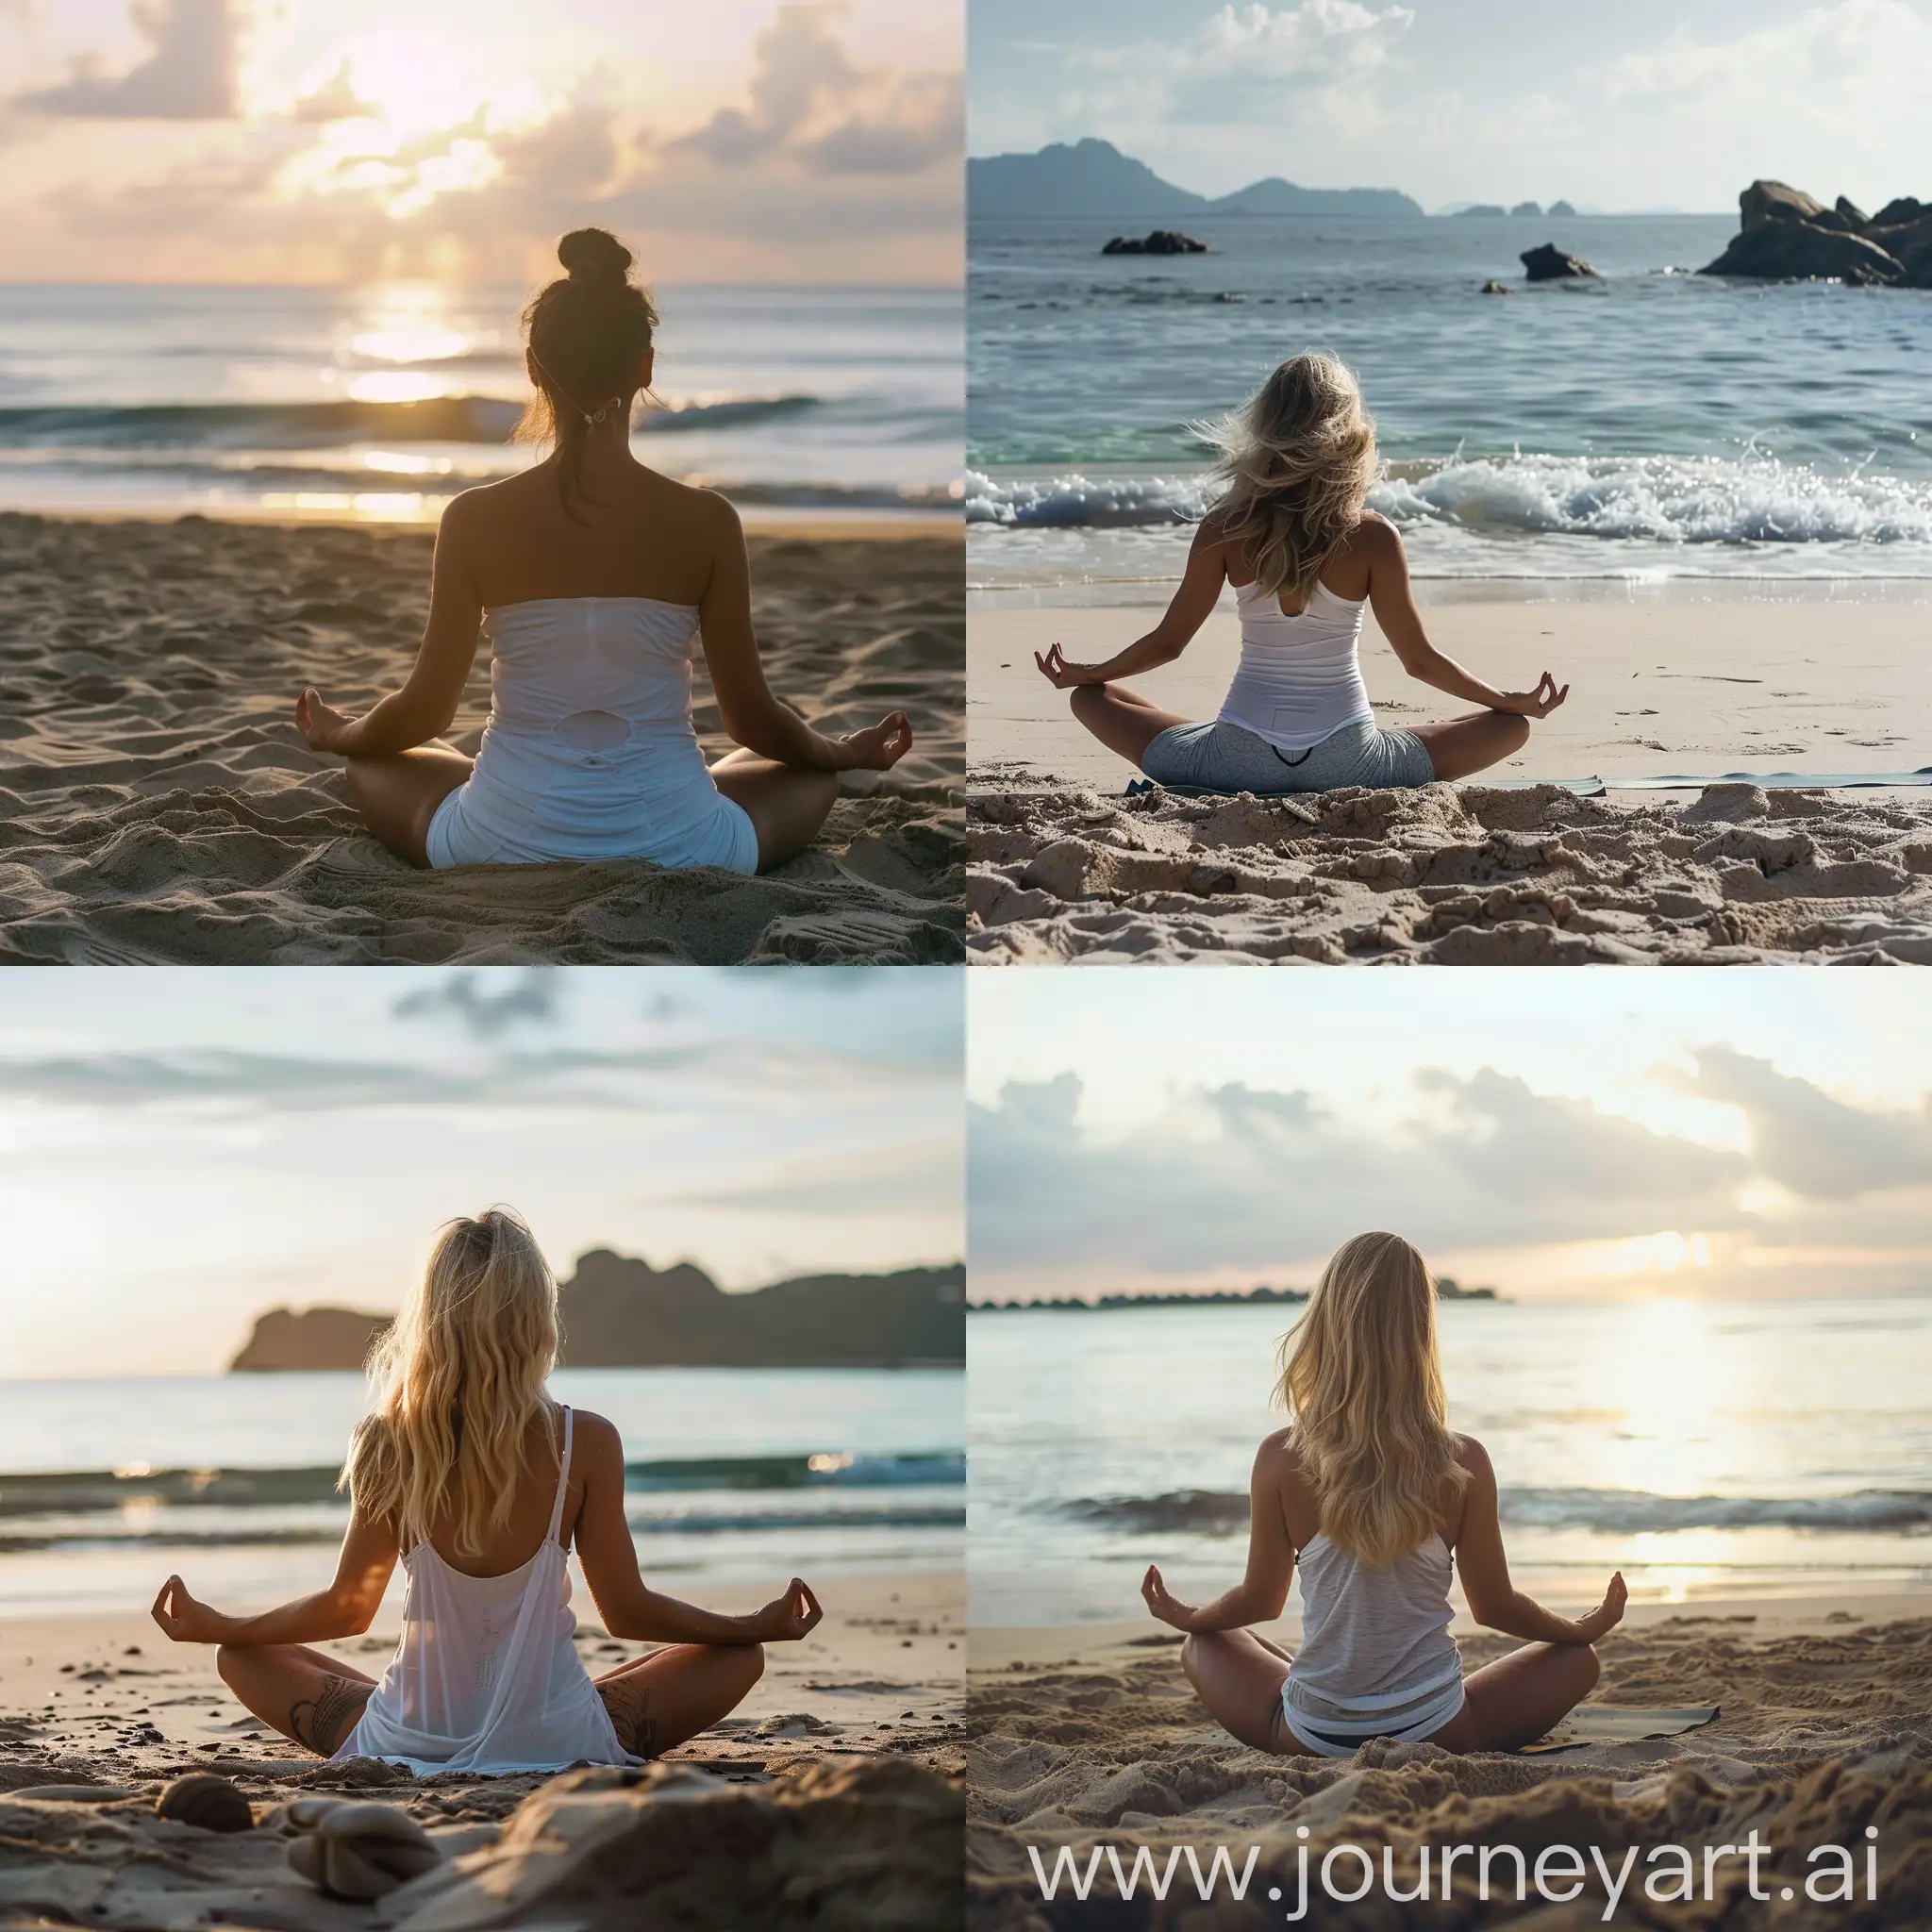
[151,1574,233,1645]
[1141,1564,1199,1633]
[833,711,914,772]
[295,687,356,754]
[754,1576,824,1642]
[1496,672,1569,719]
[1034,642,1103,690]
[1571,1570,1627,1643]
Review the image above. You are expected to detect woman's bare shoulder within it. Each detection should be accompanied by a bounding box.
[564,1407,625,1461]
[1257,1427,1307,1479]
[1452,1432,1492,1477]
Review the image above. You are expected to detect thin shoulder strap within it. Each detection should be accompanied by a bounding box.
[546,1406,575,1545]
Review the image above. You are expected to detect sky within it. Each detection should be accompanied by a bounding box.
[0,0,961,282]
[0,968,963,1379]
[969,971,1932,1306]
[968,0,1932,213]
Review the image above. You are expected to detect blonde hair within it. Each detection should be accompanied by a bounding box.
[1197,351,1378,609]
[1275,1232,1467,1565]
[341,1208,559,1560]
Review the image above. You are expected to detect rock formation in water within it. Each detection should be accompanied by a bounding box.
[1701,178,1932,287]
[1548,199,1578,217]
[1453,204,1507,218]
[1478,279,1512,294]
[1521,243,1599,281]
[1510,201,1541,218]
[1100,230,1208,256]
[231,1254,966,1371]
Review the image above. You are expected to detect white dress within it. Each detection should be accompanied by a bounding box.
[425,596,759,874]
[334,1407,637,1775]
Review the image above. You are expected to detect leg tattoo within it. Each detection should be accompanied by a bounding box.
[289,1674,369,1757]
[599,1677,658,1757]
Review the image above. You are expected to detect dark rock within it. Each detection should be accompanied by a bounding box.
[1521,244,1599,281]
[1510,200,1541,218]
[1101,229,1208,256]
[157,1773,253,1834]
[1701,221,1904,285]
[1548,199,1577,217]
[1453,204,1507,218]
[1872,196,1925,227]
[1836,194,1871,228]
[1741,179,1830,229]
[1478,279,1511,294]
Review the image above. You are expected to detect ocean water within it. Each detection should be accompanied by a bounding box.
[0,283,963,525]
[967,214,1932,586]
[0,1367,963,1620]
[969,1297,1932,1626]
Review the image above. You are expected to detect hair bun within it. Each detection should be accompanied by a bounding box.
[557,227,632,288]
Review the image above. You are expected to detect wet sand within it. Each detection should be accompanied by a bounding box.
[0,515,964,965]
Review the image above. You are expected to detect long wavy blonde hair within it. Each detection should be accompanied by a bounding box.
[1275,1232,1467,1565]
[341,1208,560,1560]
[1198,351,1378,610]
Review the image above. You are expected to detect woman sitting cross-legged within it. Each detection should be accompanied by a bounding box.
[1035,352,1568,794]
[1141,1231,1624,1757]
[150,1208,824,1773]
[294,225,911,874]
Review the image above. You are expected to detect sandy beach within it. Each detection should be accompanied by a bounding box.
[0,1568,962,1928]
[969,589,1932,963]
[0,515,964,966]
[969,1593,1932,1927]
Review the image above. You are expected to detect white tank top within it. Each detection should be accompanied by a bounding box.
[1282,1530,1463,1740]
[1216,578,1374,753]
[336,1406,634,1775]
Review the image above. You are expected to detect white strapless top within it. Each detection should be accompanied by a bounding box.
[482,595,703,749]
[1216,579,1374,752]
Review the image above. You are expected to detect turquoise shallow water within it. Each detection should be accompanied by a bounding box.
[969,1297,1932,1625]
[968,213,1932,581]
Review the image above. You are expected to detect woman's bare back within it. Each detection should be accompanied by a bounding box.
[411,1407,585,1577]
[449,459,732,609]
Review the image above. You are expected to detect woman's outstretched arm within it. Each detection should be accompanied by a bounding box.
[1140,1436,1298,1634]
[1362,518,1569,719]
[151,1508,399,1647]
[698,497,910,774]
[294,499,486,758]
[1453,1439,1624,1644]
[571,1412,824,1646]
[1035,517,1226,689]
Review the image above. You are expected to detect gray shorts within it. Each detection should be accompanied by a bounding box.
[1140,716,1435,794]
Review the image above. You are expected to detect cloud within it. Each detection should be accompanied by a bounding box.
[674,2,959,176]
[1065,0,1416,131]
[1677,1046,1932,1201]
[969,1067,1754,1281]
[15,0,240,119]
[290,56,375,125]
[392,969,561,1041]
[1183,0,1416,84]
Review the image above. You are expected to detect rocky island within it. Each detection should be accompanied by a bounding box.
[1701,178,1931,286]
[231,1251,966,1371]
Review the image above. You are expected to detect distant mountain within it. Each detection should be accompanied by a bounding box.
[231,1251,966,1372]
[968,138,1423,221]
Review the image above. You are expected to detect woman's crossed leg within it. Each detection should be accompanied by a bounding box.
[594,1641,767,1757]
[215,1643,378,1757]
[1178,1626,1598,1757]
